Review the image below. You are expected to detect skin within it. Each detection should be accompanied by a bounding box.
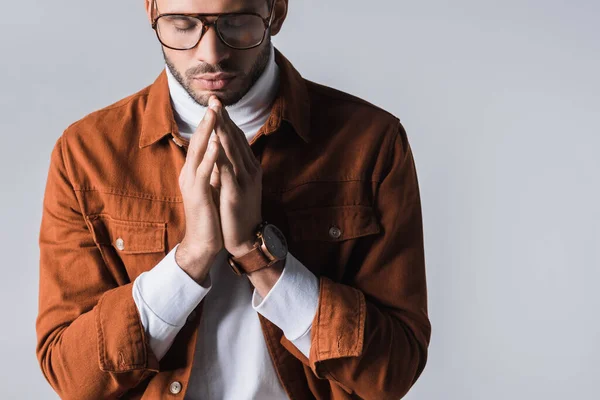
[143,0,288,297]
[147,0,285,107]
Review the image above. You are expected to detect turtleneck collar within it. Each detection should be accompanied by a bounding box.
[165,42,279,142]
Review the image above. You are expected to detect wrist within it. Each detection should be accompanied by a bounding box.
[229,238,259,259]
[227,222,288,276]
[175,242,218,284]
[247,258,285,298]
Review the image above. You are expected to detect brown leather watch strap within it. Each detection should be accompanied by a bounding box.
[227,242,278,276]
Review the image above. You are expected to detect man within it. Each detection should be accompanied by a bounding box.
[35,0,431,399]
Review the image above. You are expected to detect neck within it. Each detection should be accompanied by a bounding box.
[166,43,279,142]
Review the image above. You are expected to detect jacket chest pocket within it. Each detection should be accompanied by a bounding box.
[284,205,381,281]
[85,214,167,283]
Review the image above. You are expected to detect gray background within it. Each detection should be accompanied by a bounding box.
[1,0,598,399]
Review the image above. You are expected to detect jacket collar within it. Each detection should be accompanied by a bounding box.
[139,47,311,149]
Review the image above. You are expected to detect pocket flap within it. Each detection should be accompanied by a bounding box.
[86,214,166,254]
[285,205,381,242]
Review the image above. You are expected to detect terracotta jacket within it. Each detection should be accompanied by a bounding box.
[36,47,431,400]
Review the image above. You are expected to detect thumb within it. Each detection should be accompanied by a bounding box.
[215,139,237,189]
[210,184,221,209]
[210,163,221,189]
[210,163,221,208]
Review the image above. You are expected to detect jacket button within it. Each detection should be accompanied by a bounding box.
[328,226,342,239]
[115,238,125,250]
[169,381,182,394]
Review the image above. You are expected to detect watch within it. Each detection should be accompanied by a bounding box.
[227,221,288,276]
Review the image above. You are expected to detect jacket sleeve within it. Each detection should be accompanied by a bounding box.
[35,135,160,400]
[280,120,432,400]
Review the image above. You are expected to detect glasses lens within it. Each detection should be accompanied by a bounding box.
[156,14,266,50]
[157,16,203,49]
[217,15,265,49]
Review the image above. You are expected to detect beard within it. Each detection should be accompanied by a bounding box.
[162,35,272,107]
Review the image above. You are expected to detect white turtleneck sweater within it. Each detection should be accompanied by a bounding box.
[167,44,277,143]
[131,43,321,400]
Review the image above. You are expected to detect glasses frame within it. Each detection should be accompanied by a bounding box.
[151,0,276,51]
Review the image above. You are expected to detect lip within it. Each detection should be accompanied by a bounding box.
[196,73,236,80]
[193,74,236,90]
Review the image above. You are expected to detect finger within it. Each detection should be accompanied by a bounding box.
[214,98,258,172]
[184,109,217,182]
[194,138,219,192]
[210,184,220,209]
[186,109,216,177]
[219,103,260,171]
[215,133,238,191]
[210,96,258,177]
[209,98,246,178]
[209,135,222,189]
[210,164,221,189]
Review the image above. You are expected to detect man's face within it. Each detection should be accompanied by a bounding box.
[147,0,282,107]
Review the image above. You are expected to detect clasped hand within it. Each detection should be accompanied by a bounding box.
[177,94,263,271]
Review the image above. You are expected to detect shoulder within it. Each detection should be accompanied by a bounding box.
[301,79,413,182]
[304,78,403,140]
[303,78,407,155]
[307,80,397,118]
[60,82,153,146]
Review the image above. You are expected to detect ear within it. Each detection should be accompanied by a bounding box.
[269,0,288,36]
[144,0,154,25]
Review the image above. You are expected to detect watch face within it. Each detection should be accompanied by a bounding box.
[262,224,288,260]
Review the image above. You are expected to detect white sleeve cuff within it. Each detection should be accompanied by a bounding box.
[132,243,215,360]
[252,251,320,357]
[135,242,212,327]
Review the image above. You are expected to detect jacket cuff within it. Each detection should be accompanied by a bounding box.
[95,283,160,373]
[308,276,366,375]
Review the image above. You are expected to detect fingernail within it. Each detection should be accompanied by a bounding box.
[209,98,219,111]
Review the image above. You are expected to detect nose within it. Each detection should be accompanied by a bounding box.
[193,21,230,66]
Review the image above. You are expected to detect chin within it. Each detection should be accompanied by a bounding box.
[190,84,238,105]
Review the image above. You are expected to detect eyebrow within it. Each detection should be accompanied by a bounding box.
[162,6,260,15]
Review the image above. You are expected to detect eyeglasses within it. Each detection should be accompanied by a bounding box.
[151,0,276,51]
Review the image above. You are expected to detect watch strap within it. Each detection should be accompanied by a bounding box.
[228,241,278,276]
